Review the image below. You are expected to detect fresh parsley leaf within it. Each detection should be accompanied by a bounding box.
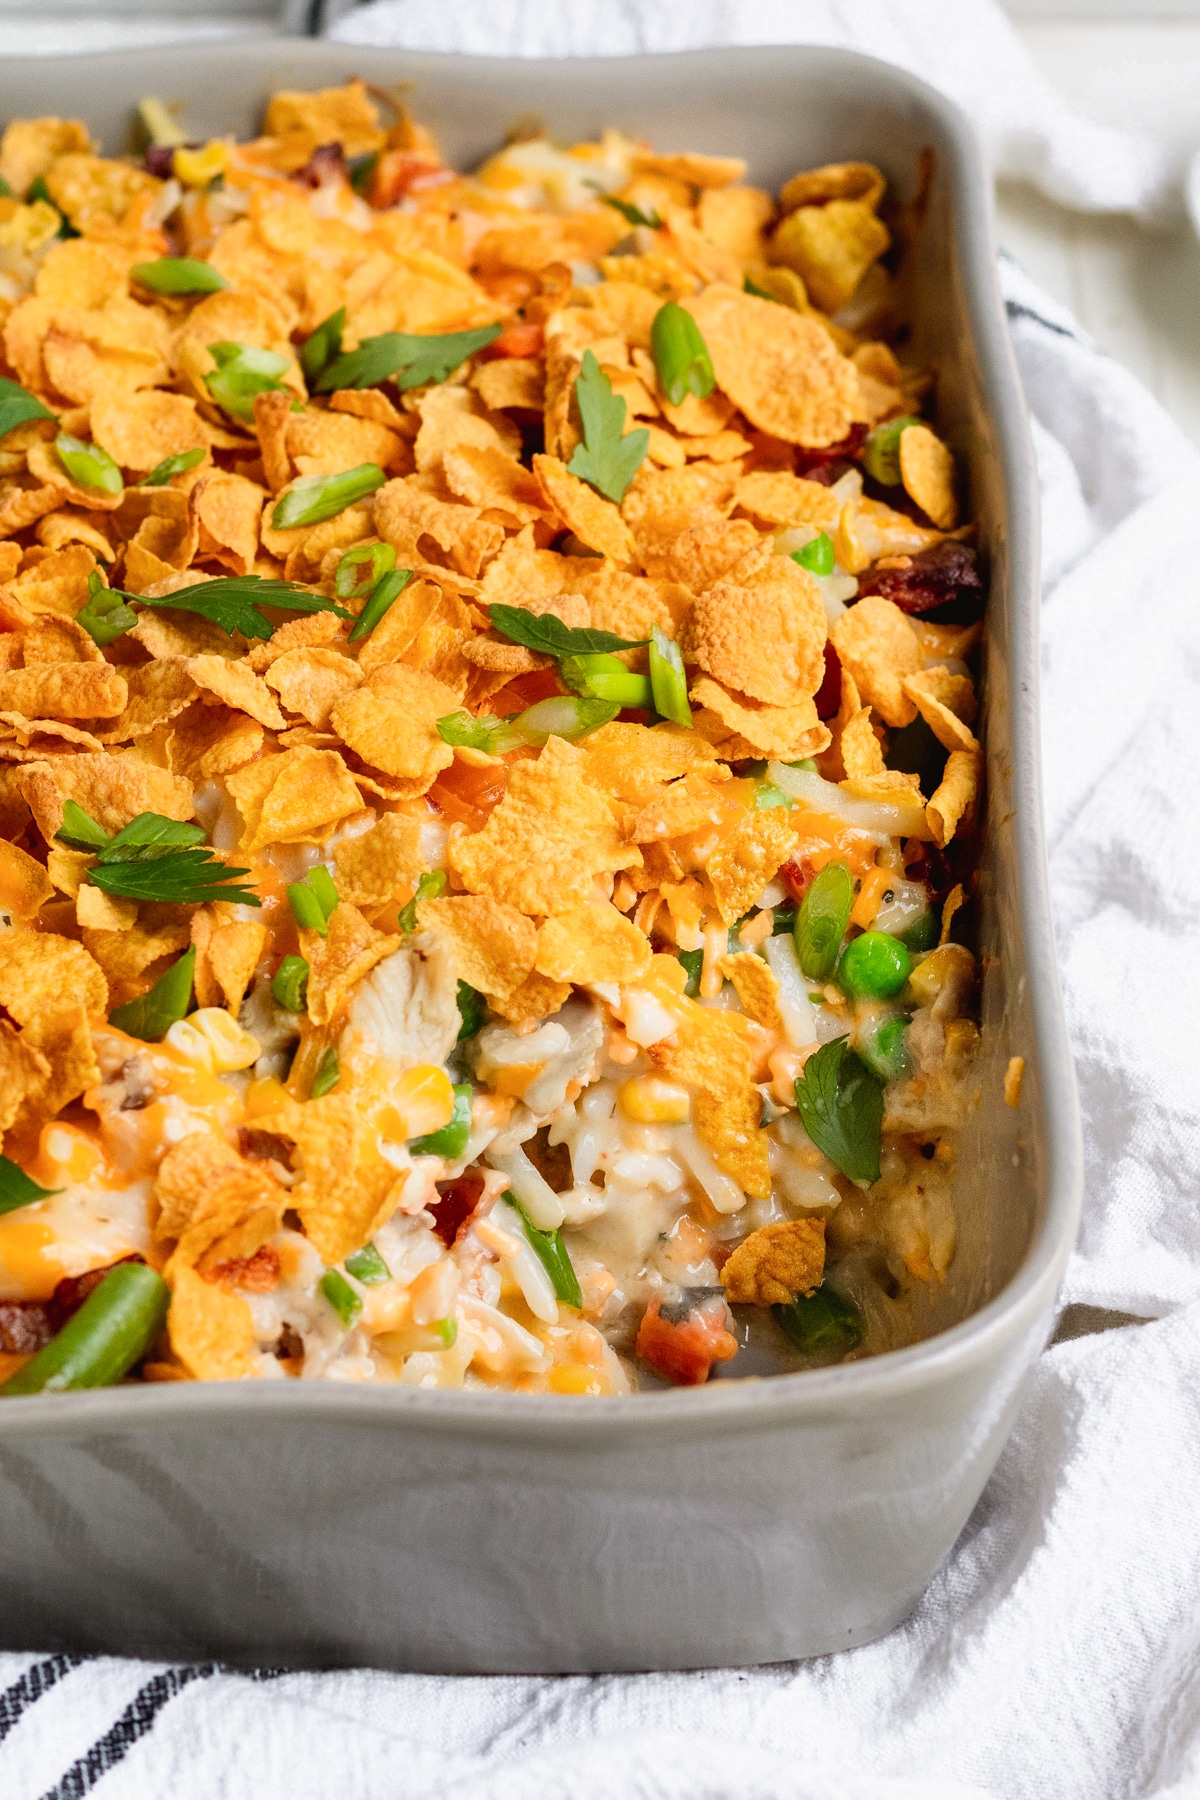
[315,324,502,394]
[601,194,663,231]
[0,1155,60,1216]
[456,980,485,1041]
[108,947,196,1042]
[794,1036,883,1186]
[0,376,54,442]
[134,575,352,641]
[487,602,647,658]
[566,349,649,504]
[299,306,345,383]
[95,812,208,859]
[89,850,259,907]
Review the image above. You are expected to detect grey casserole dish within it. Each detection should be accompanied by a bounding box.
[0,39,1082,1673]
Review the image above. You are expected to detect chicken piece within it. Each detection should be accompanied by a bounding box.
[344,931,460,1071]
[720,1218,826,1307]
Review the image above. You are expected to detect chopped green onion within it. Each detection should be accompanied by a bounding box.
[345,1243,390,1285]
[204,341,291,424]
[55,433,122,495]
[348,567,412,642]
[651,300,715,408]
[789,757,819,773]
[0,1155,60,1216]
[560,652,652,709]
[287,880,329,936]
[754,782,789,810]
[409,1083,472,1158]
[771,905,798,934]
[131,256,228,295]
[271,954,309,1013]
[139,446,205,487]
[743,275,780,303]
[271,463,385,531]
[348,153,378,196]
[0,1263,170,1396]
[837,931,912,1001]
[399,870,446,933]
[774,1280,865,1358]
[77,570,138,647]
[791,531,835,576]
[435,709,524,756]
[601,194,662,231]
[432,1317,457,1347]
[677,947,703,996]
[648,625,692,727]
[514,694,619,744]
[900,911,938,953]
[0,176,10,198]
[109,947,195,1043]
[0,375,55,441]
[306,864,339,922]
[508,1192,582,1308]
[863,415,922,487]
[54,796,112,852]
[456,980,485,1041]
[859,1015,911,1083]
[299,305,345,383]
[311,1047,340,1099]
[335,539,395,599]
[319,1268,361,1328]
[794,862,854,981]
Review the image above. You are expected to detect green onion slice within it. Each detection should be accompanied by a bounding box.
[794,861,854,981]
[677,947,703,997]
[408,1083,473,1158]
[791,530,835,576]
[863,415,922,487]
[299,305,346,383]
[348,567,412,642]
[271,463,385,531]
[77,571,138,647]
[139,446,205,488]
[651,300,716,408]
[55,433,122,495]
[306,864,339,922]
[345,1243,390,1285]
[335,539,395,598]
[508,1193,583,1308]
[271,954,309,1013]
[648,625,692,727]
[319,1268,361,1328]
[311,1047,340,1099]
[204,341,291,424]
[287,880,329,937]
[109,946,196,1043]
[0,1155,61,1216]
[131,257,228,295]
[398,870,446,933]
[435,710,524,756]
[560,652,651,710]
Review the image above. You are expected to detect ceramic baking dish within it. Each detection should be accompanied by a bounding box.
[0,39,1082,1674]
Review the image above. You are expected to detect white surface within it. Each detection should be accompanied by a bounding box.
[4,5,1200,1797]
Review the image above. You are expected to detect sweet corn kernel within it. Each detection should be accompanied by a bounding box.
[549,1362,605,1396]
[243,1076,288,1119]
[164,1018,214,1069]
[374,1319,458,1357]
[378,1064,455,1141]
[173,140,229,188]
[409,1258,460,1325]
[617,1075,691,1124]
[189,1007,261,1073]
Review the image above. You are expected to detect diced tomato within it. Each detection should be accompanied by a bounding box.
[431,1170,485,1246]
[814,641,841,719]
[635,1293,738,1386]
[428,759,508,831]
[482,319,545,360]
[482,667,563,716]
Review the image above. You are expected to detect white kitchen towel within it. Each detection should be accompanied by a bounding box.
[5,4,1200,1797]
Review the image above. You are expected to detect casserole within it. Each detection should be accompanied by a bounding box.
[0,39,1082,1672]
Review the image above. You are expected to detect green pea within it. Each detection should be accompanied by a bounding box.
[838,931,913,999]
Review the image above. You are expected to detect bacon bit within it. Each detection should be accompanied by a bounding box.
[0,1301,53,1355]
[293,142,347,189]
[431,1169,484,1247]
[779,853,819,903]
[635,1292,738,1386]
[213,1245,281,1293]
[856,539,983,618]
[483,319,545,360]
[47,1255,146,1332]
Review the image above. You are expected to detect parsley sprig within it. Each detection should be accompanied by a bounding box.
[56,802,260,907]
[486,603,647,659]
[314,324,502,394]
[566,349,649,504]
[76,570,351,646]
[601,194,663,231]
[794,1037,883,1186]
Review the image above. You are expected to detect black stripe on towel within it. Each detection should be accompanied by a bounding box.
[1004,298,1085,343]
[0,1655,84,1744]
[39,1663,217,1800]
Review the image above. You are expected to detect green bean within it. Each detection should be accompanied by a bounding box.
[0,1263,169,1395]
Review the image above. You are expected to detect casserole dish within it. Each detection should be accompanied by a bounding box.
[0,38,1082,1673]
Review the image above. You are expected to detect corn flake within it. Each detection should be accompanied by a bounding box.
[683,552,826,706]
[0,839,53,923]
[705,809,798,924]
[533,453,636,564]
[417,892,537,1002]
[899,424,958,531]
[156,1129,286,1274]
[330,664,458,788]
[169,1262,261,1382]
[927,748,981,849]
[0,927,107,1025]
[830,595,924,729]
[649,1002,770,1197]
[225,745,362,853]
[17,750,193,843]
[535,901,652,986]
[685,284,860,447]
[721,1217,825,1305]
[902,667,979,754]
[690,675,829,760]
[333,811,424,907]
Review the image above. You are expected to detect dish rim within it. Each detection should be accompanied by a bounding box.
[0,38,1083,1438]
